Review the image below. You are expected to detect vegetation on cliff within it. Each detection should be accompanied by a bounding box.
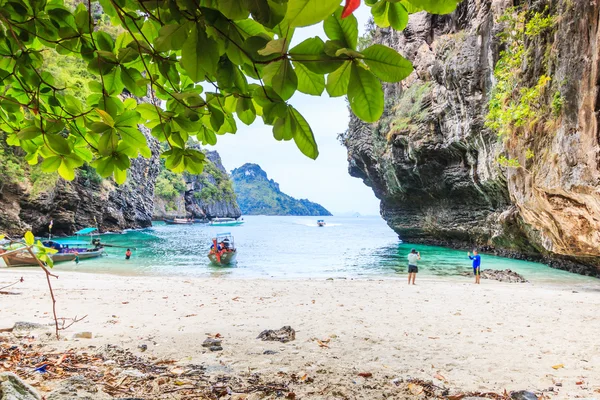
[232,164,331,216]
[485,6,559,168]
[153,150,240,219]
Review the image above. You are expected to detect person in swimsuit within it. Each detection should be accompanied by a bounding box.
[468,249,481,284]
[407,248,421,285]
[125,249,132,260]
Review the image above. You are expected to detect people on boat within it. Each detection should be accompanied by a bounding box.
[407,248,420,285]
[125,249,132,260]
[468,249,481,284]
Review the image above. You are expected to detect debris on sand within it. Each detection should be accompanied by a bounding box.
[257,326,295,343]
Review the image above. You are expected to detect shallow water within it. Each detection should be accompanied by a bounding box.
[15,215,596,285]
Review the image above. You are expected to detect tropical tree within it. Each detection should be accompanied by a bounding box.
[0,0,461,183]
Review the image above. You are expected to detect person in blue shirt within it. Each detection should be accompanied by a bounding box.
[468,249,481,284]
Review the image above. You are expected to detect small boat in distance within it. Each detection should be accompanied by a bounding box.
[209,218,244,227]
[317,220,326,227]
[164,217,193,225]
[208,232,237,266]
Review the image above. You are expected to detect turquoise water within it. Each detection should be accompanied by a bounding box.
[26,216,597,284]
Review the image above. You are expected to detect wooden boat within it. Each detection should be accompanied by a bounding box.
[193,218,208,224]
[1,232,105,267]
[164,217,193,225]
[209,218,244,227]
[208,233,237,266]
[317,219,326,227]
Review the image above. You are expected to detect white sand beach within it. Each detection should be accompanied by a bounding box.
[1,269,599,399]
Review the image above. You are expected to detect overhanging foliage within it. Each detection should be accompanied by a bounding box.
[0,0,461,183]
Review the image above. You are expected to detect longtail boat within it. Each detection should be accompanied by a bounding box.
[164,218,193,225]
[208,233,237,266]
[0,227,105,267]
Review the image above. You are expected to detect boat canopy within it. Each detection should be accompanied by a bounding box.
[216,232,231,238]
[46,238,90,246]
[74,227,97,235]
[212,218,236,222]
[317,220,324,222]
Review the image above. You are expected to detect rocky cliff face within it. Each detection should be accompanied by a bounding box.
[343,0,600,276]
[153,150,241,220]
[0,127,160,236]
[232,163,332,216]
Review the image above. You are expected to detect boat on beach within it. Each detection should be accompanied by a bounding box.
[317,220,326,227]
[208,232,237,266]
[209,218,244,227]
[164,217,193,225]
[0,227,105,267]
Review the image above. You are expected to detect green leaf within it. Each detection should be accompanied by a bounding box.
[46,134,71,155]
[93,156,115,177]
[58,159,76,180]
[400,0,423,13]
[407,0,459,14]
[289,106,318,159]
[293,61,325,95]
[388,2,409,31]
[17,126,42,140]
[40,156,62,173]
[258,38,286,56]
[236,97,257,125]
[361,44,414,82]
[273,113,296,141]
[218,0,250,19]
[324,7,358,50]
[289,37,342,74]
[120,67,147,97]
[181,24,219,80]
[96,109,115,126]
[113,167,127,184]
[348,61,384,122]
[326,61,352,97]
[24,231,34,246]
[94,31,114,52]
[262,59,298,101]
[372,0,390,28]
[98,130,118,156]
[285,0,340,28]
[154,23,189,52]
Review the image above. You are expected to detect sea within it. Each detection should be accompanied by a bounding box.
[19,215,597,285]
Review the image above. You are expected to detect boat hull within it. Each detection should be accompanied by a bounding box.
[164,219,193,225]
[1,248,105,267]
[208,251,237,266]
[210,222,244,227]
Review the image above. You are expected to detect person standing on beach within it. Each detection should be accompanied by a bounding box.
[468,249,481,284]
[407,249,420,285]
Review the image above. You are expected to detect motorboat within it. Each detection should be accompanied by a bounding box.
[209,218,244,227]
[208,232,237,266]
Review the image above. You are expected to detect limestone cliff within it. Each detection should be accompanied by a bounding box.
[152,150,241,220]
[0,127,160,236]
[231,163,332,216]
[343,0,600,275]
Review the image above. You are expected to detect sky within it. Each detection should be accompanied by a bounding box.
[212,7,381,216]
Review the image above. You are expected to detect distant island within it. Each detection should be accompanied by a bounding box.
[232,164,332,216]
